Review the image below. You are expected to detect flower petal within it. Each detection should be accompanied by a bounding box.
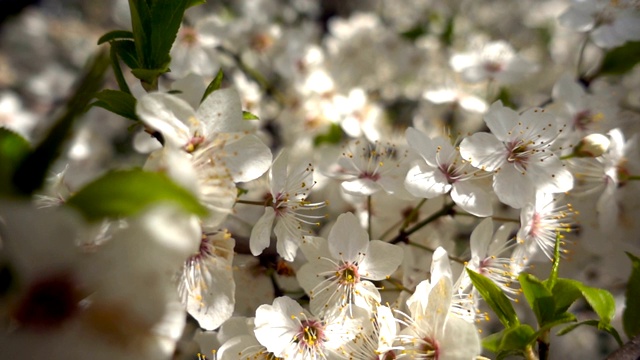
[328,212,369,261]
[250,207,275,256]
[358,240,403,280]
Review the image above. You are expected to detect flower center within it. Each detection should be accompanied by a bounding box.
[295,319,326,350]
[418,337,440,359]
[336,262,360,285]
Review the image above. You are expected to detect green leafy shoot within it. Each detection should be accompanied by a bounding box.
[0,129,30,195]
[97,30,134,45]
[91,89,138,121]
[242,111,260,120]
[467,268,520,328]
[623,252,640,339]
[597,41,640,77]
[66,168,207,221]
[201,68,224,104]
[519,273,555,325]
[314,123,344,147]
[12,50,110,196]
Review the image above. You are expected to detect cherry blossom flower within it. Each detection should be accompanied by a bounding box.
[450,40,537,85]
[253,296,362,360]
[397,247,481,360]
[459,101,574,209]
[249,149,326,261]
[179,229,235,331]
[405,127,493,217]
[324,139,408,197]
[297,212,404,316]
[558,0,640,48]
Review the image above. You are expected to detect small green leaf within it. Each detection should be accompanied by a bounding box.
[242,111,259,120]
[187,0,206,8]
[400,24,428,41]
[200,69,224,104]
[499,324,537,352]
[128,0,152,67]
[549,278,582,314]
[12,50,110,196]
[0,129,30,195]
[558,320,623,346]
[579,283,616,325]
[519,273,555,325]
[92,89,138,121]
[66,168,207,221]
[148,0,190,70]
[109,44,132,94]
[534,312,577,335]
[467,269,520,328]
[624,252,640,339]
[97,30,134,45]
[112,40,140,70]
[314,123,344,147]
[548,231,562,289]
[598,41,640,76]
[440,15,455,47]
[482,329,504,353]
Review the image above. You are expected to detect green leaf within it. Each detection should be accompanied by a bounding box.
[549,278,582,314]
[12,50,110,196]
[66,168,207,221]
[92,89,138,121]
[200,69,224,104]
[314,123,344,147]
[148,0,190,70]
[519,273,555,325]
[109,44,132,94]
[499,324,537,352]
[534,312,577,335]
[482,329,504,353]
[112,40,140,70]
[579,283,616,325]
[598,41,640,76]
[440,15,455,47]
[128,0,152,67]
[548,231,562,289]
[624,252,640,339]
[400,24,428,41]
[0,129,30,195]
[242,111,259,120]
[467,269,519,328]
[187,0,206,8]
[97,30,134,45]
[558,320,623,346]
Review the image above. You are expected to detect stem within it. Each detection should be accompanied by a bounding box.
[524,344,540,360]
[236,199,268,206]
[400,198,426,232]
[367,195,373,239]
[455,211,519,223]
[560,153,576,161]
[407,241,467,264]
[538,330,550,360]
[383,277,414,294]
[629,175,640,181]
[390,202,456,244]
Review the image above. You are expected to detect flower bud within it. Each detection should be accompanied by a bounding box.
[573,133,610,157]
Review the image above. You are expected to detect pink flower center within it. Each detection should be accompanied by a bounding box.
[336,262,360,285]
[295,319,326,350]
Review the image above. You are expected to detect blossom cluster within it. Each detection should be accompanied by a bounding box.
[1,0,639,359]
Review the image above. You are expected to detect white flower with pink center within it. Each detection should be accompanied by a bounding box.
[297,212,404,316]
[250,149,326,262]
[459,101,574,209]
[405,127,493,217]
[253,296,361,360]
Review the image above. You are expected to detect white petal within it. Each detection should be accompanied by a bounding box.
[425,277,453,339]
[406,127,437,167]
[254,297,301,356]
[341,178,381,196]
[197,88,253,134]
[358,240,403,280]
[483,101,518,141]
[459,132,506,172]
[180,259,235,330]
[451,181,493,217]
[431,247,453,286]
[405,164,449,198]
[530,157,574,194]
[470,218,494,259]
[137,92,196,147]
[328,212,369,261]
[249,207,275,256]
[222,134,272,182]
[274,216,302,261]
[493,165,534,209]
[440,316,481,359]
[269,149,289,196]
